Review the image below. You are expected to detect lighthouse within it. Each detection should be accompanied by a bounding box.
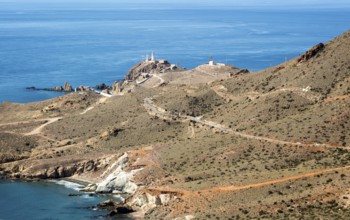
[151,51,155,61]
[209,55,215,66]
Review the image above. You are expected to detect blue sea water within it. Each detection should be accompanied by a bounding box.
[0,8,349,103]
[0,180,130,220]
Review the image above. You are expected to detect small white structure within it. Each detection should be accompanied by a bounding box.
[209,56,215,66]
[151,51,155,61]
[145,52,155,62]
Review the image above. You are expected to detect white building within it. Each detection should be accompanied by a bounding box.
[209,56,215,66]
[145,52,155,62]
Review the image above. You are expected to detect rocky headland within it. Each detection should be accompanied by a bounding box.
[1,30,350,219]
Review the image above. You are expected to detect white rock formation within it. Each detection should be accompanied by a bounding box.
[95,153,143,194]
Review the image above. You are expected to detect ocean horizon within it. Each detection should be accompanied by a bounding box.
[0,7,349,103]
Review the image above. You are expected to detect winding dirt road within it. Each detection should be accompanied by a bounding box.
[19,95,110,137]
[212,85,322,102]
[143,98,349,150]
[152,74,165,88]
[147,165,350,195]
[204,165,350,193]
[24,117,62,136]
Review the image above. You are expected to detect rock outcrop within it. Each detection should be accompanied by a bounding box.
[75,85,93,92]
[26,82,74,92]
[95,83,110,90]
[2,157,109,180]
[95,153,142,194]
[125,60,179,81]
[297,43,325,63]
[112,81,123,93]
[230,68,250,77]
[63,82,73,92]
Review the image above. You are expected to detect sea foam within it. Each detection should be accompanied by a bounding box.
[49,180,84,191]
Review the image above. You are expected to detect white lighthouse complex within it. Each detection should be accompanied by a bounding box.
[209,55,215,66]
[145,52,155,62]
[209,56,226,66]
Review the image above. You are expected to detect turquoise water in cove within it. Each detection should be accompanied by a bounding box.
[0,180,130,220]
[0,8,349,103]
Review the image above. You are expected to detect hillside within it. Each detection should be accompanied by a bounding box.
[0,30,350,219]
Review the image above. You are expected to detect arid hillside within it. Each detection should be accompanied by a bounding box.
[0,30,350,219]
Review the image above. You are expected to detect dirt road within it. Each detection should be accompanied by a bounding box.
[143,98,349,150]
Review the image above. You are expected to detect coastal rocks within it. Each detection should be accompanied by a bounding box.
[53,86,64,91]
[3,157,109,180]
[97,199,119,209]
[95,153,142,194]
[81,183,97,192]
[114,205,135,214]
[94,199,135,217]
[75,85,93,92]
[297,43,325,63]
[26,82,74,92]
[63,82,73,92]
[129,192,179,218]
[95,83,110,90]
[26,82,114,94]
[42,165,78,178]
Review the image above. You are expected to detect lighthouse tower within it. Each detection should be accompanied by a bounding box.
[209,55,215,66]
[151,52,155,61]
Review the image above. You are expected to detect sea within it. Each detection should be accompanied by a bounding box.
[0,5,350,220]
[0,7,349,103]
[0,180,131,220]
